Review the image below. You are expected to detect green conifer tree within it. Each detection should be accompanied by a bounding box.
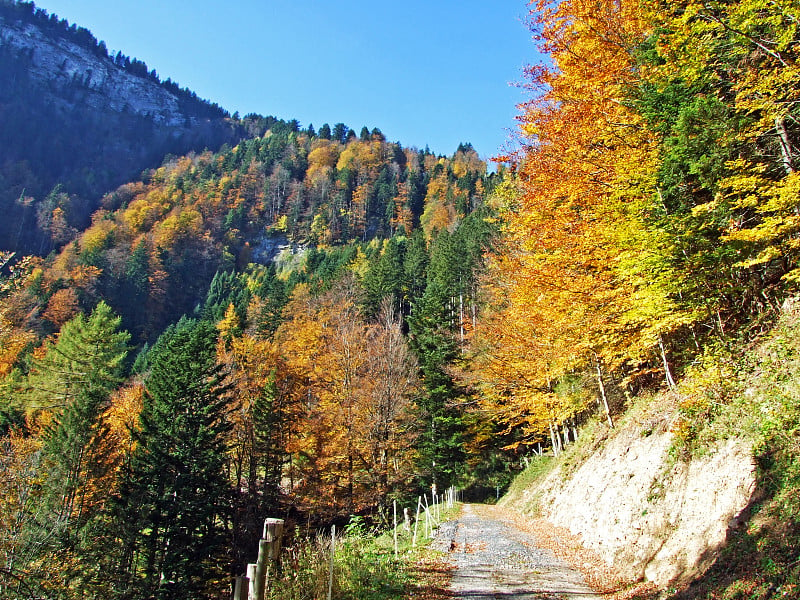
[21,301,130,598]
[113,318,230,600]
[32,302,130,521]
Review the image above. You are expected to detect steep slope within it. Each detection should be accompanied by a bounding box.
[0,126,492,343]
[0,1,241,254]
[501,405,755,587]
[500,299,800,597]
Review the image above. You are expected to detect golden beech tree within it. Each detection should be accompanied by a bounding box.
[360,299,419,512]
[0,309,34,378]
[42,287,80,327]
[84,382,145,514]
[472,0,685,443]
[0,431,46,596]
[645,0,800,293]
[273,278,418,519]
[216,315,304,505]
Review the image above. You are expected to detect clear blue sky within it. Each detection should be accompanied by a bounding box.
[35,1,536,161]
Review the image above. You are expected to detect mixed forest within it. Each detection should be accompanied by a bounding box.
[1,0,799,598]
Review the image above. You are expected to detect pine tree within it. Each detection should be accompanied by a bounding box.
[407,232,468,490]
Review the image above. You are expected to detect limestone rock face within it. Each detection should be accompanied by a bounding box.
[502,415,756,587]
[2,20,187,127]
[0,13,240,253]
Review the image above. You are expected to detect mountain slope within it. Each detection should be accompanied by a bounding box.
[0,0,241,254]
[501,298,800,597]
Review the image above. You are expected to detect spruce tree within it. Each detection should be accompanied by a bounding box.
[21,301,130,598]
[114,318,230,600]
[32,302,130,523]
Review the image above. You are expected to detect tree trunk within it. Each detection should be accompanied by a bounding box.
[659,336,677,390]
[549,421,560,456]
[776,116,795,175]
[594,354,613,428]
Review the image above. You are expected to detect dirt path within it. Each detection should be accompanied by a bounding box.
[431,504,602,600]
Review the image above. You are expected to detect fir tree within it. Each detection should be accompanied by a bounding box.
[32,302,130,522]
[21,301,130,598]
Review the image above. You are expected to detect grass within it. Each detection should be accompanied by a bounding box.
[266,504,461,600]
[498,454,555,514]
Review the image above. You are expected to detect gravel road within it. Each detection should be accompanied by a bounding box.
[432,504,602,600]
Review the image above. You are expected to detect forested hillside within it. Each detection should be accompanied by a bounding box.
[0,0,240,255]
[0,97,506,598]
[1,0,799,598]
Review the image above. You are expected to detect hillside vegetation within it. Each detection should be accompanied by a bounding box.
[0,0,239,255]
[501,297,800,598]
[1,0,800,598]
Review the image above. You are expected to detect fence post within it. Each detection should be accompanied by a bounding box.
[254,540,270,600]
[423,494,430,537]
[393,499,398,558]
[327,524,336,600]
[251,517,285,600]
[412,496,422,547]
[233,576,248,600]
[263,517,285,584]
[246,563,257,600]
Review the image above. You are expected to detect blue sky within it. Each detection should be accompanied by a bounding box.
[36,1,536,161]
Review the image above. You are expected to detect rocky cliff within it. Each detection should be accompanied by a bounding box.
[1,20,192,127]
[501,401,757,588]
[0,5,241,253]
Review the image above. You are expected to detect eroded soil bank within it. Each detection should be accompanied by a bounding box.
[500,403,757,588]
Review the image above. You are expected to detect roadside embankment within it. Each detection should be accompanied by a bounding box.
[501,301,800,597]
[501,412,755,587]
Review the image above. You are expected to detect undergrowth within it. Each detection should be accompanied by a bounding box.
[666,303,800,599]
[266,505,460,600]
[499,454,554,514]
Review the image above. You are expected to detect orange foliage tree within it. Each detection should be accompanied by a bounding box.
[273,277,419,520]
[472,0,681,444]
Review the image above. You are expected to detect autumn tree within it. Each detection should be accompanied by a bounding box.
[216,314,303,571]
[361,299,419,516]
[469,0,673,448]
[638,0,800,317]
[274,275,419,519]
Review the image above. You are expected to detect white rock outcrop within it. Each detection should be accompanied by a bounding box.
[0,19,190,128]
[503,416,756,587]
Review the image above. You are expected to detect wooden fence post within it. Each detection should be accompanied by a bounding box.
[327,524,336,600]
[233,575,248,600]
[249,517,285,600]
[393,499,398,558]
[412,496,422,547]
[254,539,270,600]
[246,563,257,600]
[423,494,430,537]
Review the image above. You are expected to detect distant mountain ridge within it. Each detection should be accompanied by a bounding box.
[0,0,242,254]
